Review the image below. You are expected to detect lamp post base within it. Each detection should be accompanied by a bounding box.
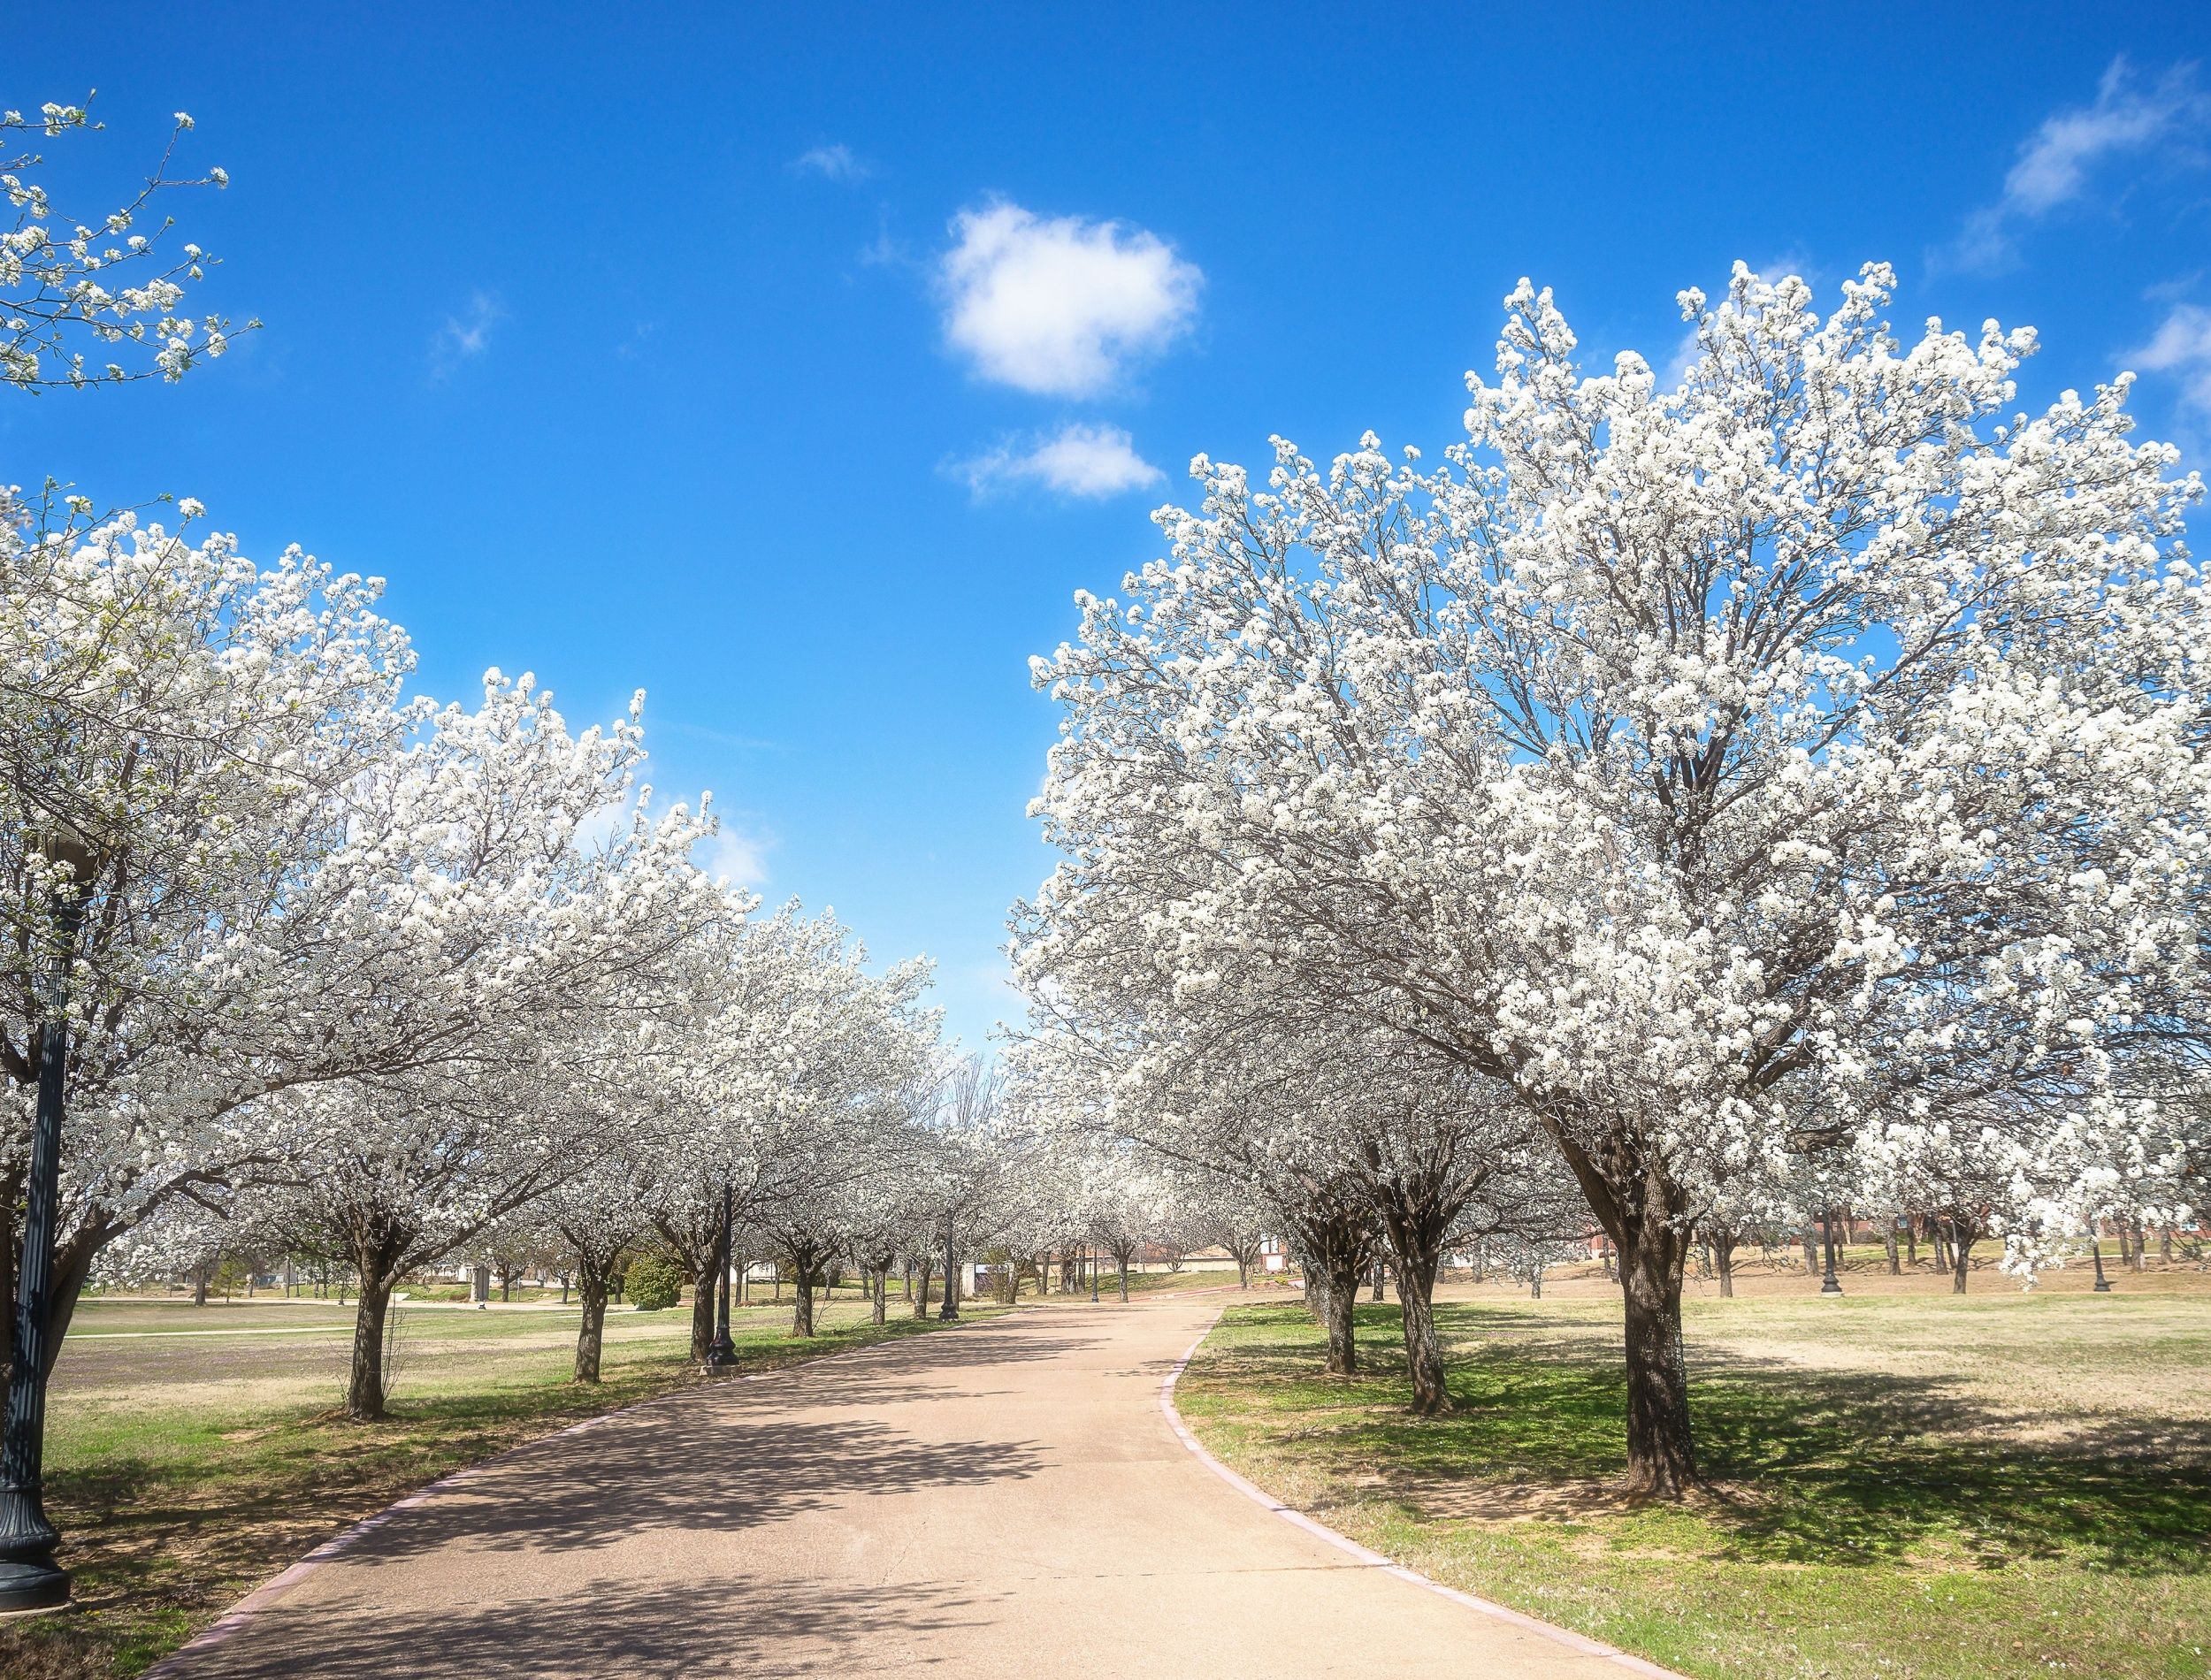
[1819,1277,1843,1294]
[703,1332,737,1371]
[0,1557,71,1614]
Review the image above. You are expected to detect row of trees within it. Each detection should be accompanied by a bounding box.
[0,103,1019,1623]
[1012,263,2211,1494]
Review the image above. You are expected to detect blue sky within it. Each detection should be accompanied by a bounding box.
[12,4,2211,1050]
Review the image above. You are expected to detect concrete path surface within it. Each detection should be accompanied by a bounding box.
[154,1291,1649,1679]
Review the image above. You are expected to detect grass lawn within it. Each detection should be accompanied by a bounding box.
[1174,1264,2211,1680]
[5,1287,998,1680]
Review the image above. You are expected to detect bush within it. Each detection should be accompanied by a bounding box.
[625,1252,684,1312]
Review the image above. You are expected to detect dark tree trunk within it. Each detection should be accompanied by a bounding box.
[1714,1230,1736,1299]
[574,1267,609,1384]
[1549,1125,1702,1498]
[1321,1256,1358,1372]
[1115,1253,1129,1302]
[1950,1216,1975,1294]
[792,1266,815,1338]
[1619,1213,1695,1495]
[914,1258,933,1319]
[1885,1223,1901,1275]
[871,1267,886,1325]
[1296,1238,1328,1328]
[1393,1242,1448,1413]
[1364,1160,1465,1415]
[688,1222,729,1363]
[345,1233,406,1421]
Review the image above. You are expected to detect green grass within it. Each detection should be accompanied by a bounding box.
[1175,1285,2211,1680]
[5,1290,999,1680]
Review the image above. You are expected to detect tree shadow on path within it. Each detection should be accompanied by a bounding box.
[179,1572,995,1680]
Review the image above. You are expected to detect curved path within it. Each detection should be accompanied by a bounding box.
[153,1292,1655,1678]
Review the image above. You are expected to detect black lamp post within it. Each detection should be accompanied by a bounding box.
[704,1180,736,1371]
[0,872,88,1612]
[937,1210,959,1321]
[1819,1207,1843,1295]
[2091,1227,2113,1293]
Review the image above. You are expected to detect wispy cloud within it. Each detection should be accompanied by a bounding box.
[952,423,1165,500]
[2129,301,2211,416]
[430,291,504,378]
[793,143,869,183]
[937,201,1201,396]
[1940,59,2209,274]
[700,823,773,891]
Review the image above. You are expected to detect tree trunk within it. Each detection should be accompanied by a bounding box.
[1885,1223,1900,1275]
[871,1267,886,1325]
[792,1266,815,1338]
[1297,1239,1329,1328]
[1321,1257,1358,1372]
[1906,1216,1918,1267]
[1714,1231,1736,1299]
[1951,1217,1974,1294]
[1801,1226,1818,1275]
[346,1241,403,1421]
[1115,1254,1129,1302]
[1619,1214,1696,1495]
[688,1223,727,1363]
[914,1258,933,1320]
[1393,1242,1449,1414]
[574,1268,609,1384]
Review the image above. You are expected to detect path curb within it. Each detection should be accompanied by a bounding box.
[1157,1306,1687,1680]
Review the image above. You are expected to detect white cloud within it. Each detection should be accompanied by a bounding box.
[2129,302,2211,414]
[430,291,504,377]
[793,143,869,183]
[701,825,773,891]
[952,423,1165,500]
[937,201,1201,396]
[1942,60,2208,272]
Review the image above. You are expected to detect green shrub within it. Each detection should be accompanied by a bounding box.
[625,1252,684,1312]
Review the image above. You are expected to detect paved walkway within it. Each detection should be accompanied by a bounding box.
[157,1292,1638,1678]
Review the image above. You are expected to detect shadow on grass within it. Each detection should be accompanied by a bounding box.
[1190,1302,2211,1576]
